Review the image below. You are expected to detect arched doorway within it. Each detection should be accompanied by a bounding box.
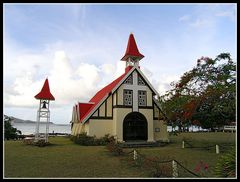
[123,112,148,141]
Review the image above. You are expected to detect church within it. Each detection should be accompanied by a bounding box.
[70,33,169,143]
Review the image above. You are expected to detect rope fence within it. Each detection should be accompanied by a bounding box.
[121,141,235,177]
[124,149,200,178]
[182,140,235,154]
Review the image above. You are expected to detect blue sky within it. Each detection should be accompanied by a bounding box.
[3,3,236,124]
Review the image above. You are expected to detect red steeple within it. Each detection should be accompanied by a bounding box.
[121,33,144,61]
[35,78,55,100]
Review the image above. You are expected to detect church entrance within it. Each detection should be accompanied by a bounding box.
[123,112,148,141]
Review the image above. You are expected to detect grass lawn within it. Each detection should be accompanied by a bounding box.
[4,132,236,178]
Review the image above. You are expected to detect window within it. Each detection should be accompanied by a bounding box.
[138,90,146,106]
[123,90,133,106]
[124,75,133,84]
[138,75,146,85]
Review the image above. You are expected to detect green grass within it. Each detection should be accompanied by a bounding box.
[4,132,236,178]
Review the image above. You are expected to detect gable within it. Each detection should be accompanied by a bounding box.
[112,66,159,97]
[81,65,160,124]
[80,68,131,123]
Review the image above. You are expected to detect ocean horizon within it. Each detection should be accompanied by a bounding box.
[12,122,206,135]
[12,122,71,135]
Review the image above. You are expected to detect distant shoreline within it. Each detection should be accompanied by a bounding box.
[12,122,70,125]
[11,121,54,124]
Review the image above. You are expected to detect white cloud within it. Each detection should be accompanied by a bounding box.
[4,47,128,109]
[154,74,179,96]
[215,11,235,21]
[100,64,115,75]
[190,18,214,28]
[179,15,190,22]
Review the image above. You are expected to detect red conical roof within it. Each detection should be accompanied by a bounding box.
[34,78,55,100]
[121,33,144,61]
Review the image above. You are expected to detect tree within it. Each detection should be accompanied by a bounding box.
[4,115,22,140]
[160,53,236,130]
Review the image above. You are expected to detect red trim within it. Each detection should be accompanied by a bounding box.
[125,65,133,73]
[121,33,144,61]
[34,78,55,100]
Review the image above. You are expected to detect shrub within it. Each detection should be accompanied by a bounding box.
[33,140,50,147]
[106,139,123,156]
[4,118,22,140]
[71,133,115,146]
[142,156,172,177]
[214,147,236,177]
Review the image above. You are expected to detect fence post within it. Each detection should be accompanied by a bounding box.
[182,141,185,149]
[216,145,219,154]
[172,160,178,177]
[133,150,138,160]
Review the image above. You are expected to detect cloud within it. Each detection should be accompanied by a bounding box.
[215,11,235,21]
[179,15,190,22]
[155,74,179,96]
[190,18,214,28]
[4,47,128,109]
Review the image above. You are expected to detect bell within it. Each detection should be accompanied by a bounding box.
[42,101,47,109]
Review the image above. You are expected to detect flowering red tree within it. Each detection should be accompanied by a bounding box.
[194,160,209,177]
[160,53,236,130]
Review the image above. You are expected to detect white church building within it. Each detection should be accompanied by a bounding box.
[71,33,169,143]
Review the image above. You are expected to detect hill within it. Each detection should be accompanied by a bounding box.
[4,115,54,124]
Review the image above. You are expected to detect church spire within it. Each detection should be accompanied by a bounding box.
[121,33,144,67]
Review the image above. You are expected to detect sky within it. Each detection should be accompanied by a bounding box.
[3,3,237,124]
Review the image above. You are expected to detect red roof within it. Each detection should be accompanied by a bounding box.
[78,103,94,121]
[35,78,55,100]
[78,66,132,122]
[121,33,144,61]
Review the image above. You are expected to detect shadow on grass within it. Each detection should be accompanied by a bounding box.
[22,142,65,147]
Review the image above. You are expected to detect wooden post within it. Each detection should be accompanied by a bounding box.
[182,141,185,148]
[216,145,219,154]
[172,160,178,177]
[133,150,138,160]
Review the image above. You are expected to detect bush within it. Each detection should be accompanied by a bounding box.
[70,133,115,146]
[4,118,22,140]
[33,140,50,147]
[106,139,123,156]
[214,147,236,177]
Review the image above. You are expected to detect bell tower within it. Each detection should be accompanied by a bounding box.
[34,78,55,143]
[121,33,144,68]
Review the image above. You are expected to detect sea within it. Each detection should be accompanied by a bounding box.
[12,123,71,135]
[12,122,206,135]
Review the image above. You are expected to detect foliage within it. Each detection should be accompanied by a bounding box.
[70,132,115,146]
[159,53,236,130]
[194,160,209,177]
[214,147,236,177]
[106,138,123,156]
[33,140,50,147]
[126,152,172,177]
[143,156,172,177]
[4,115,22,140]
